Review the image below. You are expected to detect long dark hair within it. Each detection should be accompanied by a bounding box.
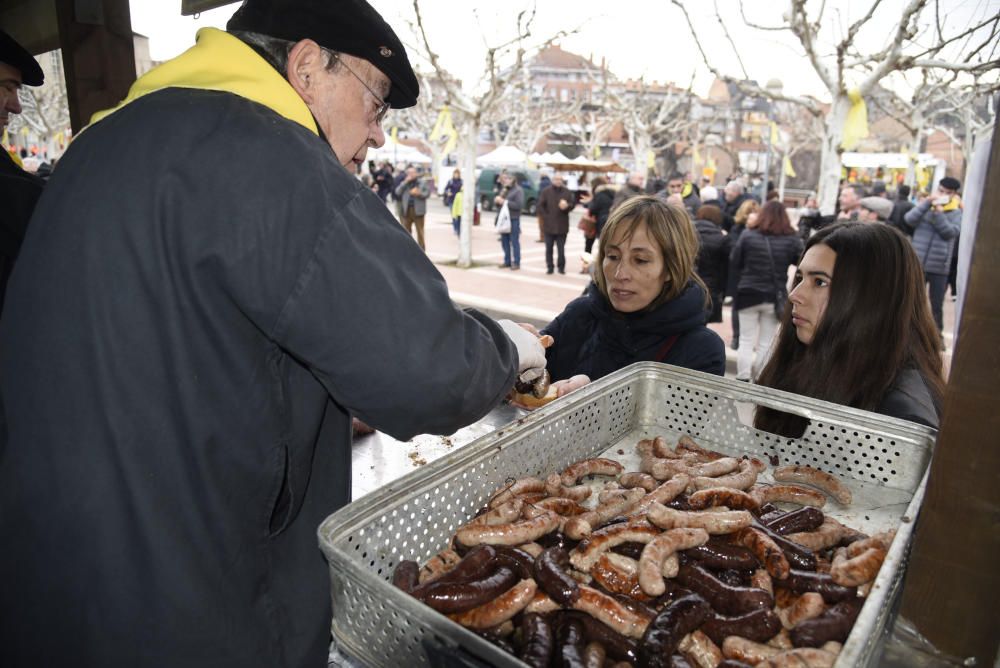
[754,223,944,437]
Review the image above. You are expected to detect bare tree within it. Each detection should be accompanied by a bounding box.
[671,0,1000,214]
[7,66,71,156]
[598,71,698,178]
[410,0,576,267]
[390,71,456,188]
[555,106,617,161]
[489,70,582,155]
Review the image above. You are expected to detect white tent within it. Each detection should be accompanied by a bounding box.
[366,137,432,165]
[476,145,528,166]
[840,152,938,169]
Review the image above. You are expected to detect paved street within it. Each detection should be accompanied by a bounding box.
[389,197,955,378]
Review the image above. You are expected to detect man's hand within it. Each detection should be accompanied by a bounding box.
[558,199,569,211]
[552,374,590,397]
[497,319,546,373]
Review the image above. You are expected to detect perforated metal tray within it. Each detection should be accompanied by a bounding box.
[318,362,936,667]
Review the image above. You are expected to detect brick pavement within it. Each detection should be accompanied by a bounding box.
[393,197,955,377]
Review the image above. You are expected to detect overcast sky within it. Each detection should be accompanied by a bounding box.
[128,0,999,102]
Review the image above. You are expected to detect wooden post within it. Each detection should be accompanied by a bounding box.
[55,0,136,133]
[900,117,1000,663]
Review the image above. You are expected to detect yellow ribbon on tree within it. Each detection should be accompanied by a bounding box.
[1,127,8,147]
[592,144,601,159]
[770,121,780,145]
[784,155,796,178]
[646,150,655,169]
[390,126,398,144]
[692,143,701,165]
[841,89,869,150]
[429,105,458,156]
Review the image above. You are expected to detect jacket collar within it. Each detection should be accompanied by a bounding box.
[88,28,318,136]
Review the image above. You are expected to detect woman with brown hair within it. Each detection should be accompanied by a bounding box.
[536,196,726,398]
[728,200,804,382]
[731,198,760,241]
[755,222,944,437]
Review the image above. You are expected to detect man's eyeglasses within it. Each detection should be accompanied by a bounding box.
[331,53,390,126]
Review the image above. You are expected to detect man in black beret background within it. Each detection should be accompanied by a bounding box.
[0,1,545,666]
[0,29,45,316]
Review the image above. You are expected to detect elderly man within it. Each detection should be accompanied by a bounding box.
[836,183,866,221]
[857,196,893,223]
[611,170,645,212]
[904,176,963,345]
[721,179,753,233]
[395,165,430,250]
[0,1,546,666]
[536,173,575,274]
[0,29,45,315]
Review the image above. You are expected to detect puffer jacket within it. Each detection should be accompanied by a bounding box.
[904,200,961,275]
[728,229,803,301]
[587,184,616,231]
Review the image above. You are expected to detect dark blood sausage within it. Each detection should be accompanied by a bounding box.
[520,613,555,667]
[411,545,497,597]
[675,562,774,616]
[790,597,863,647]
[763,507,825,536]
[757,502,780,517]
[420,566,518,614]
[757,509,785,524]
[493,546,535,579]
[781,569,858,604]
[535,546,581,605]
[557,618,587,668]
[537,531,580,553]
[700,607,783,645]
[638,593,712,667]
[718,661,755,668]
[752,521,818,571]
[684,540,759,571]
[558,611,639,663]
[612,541,647,560]
[391,560,419,593]
[715,569,752,587]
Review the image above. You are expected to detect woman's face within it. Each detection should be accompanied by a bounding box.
[602,222,667,313]
[747,212,759,229]
[453,169,461,179]
[788,243,837,345]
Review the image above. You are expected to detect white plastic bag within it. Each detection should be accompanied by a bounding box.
[494,201,512,234]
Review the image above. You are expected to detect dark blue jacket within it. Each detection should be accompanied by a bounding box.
[905,200,961,275]
[541,282,725,381]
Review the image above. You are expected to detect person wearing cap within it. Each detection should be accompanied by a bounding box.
[0,29,45,316]
[0,2,547,666]
[857,196,893,223]
[904,176,962,345]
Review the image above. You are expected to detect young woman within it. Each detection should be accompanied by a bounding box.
[538,196,726,397]
[728,201,803,382]
[755,223,944,437]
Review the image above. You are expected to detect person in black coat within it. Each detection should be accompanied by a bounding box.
[728,201,804,381]
[585,175,615,253]
[755,223,944,437]
[721,180,754,233]
[536,196,725,399]
[693,204,730,323]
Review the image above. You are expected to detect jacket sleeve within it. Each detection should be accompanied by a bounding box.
[727,235,744,296]
[416,180,431,200]
[929,208,961,240]
[536,189,549,218]
[904,200,929,227]
[507,188,524,215]
[224,171,518,441]
[394,179,408,199]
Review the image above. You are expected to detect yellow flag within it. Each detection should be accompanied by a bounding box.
[1,127,7,146]
[429,107,446,141]
[770,122,780,145]
[841,89,869,151]
[692,143,701,164]
[19,126,29,137]
[707,155,716,170]
[916,167,930,191]
[390,126,398,144]
[646,150,655,168]
[783,155,796,178]
[592,144,601,159]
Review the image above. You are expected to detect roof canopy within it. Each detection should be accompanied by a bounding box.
[366,136,432,165]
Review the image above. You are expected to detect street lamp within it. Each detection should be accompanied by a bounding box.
[760,78,783,201]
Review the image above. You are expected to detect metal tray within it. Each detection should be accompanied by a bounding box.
[318,362,936,667]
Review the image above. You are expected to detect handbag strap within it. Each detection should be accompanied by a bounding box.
[763,236,780,293]
[654,334,680,363]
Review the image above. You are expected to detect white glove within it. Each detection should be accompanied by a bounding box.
[497,319,547,374]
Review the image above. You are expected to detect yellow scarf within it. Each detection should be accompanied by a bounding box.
[89,28,317,136]
[941,194,961,212]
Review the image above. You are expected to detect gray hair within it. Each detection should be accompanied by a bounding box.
[725,180,744,195]
[229,30,341,78]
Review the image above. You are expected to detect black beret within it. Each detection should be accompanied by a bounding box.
[227,0,418,108]
[0,30,44,87]
[939,176,961,191]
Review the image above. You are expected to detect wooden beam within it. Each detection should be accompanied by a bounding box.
[900,116,1000,663]
[54,0,136,133]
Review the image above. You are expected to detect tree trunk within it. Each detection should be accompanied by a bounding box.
[458,119,479,268]
[905,114,925,189]
[816,95,851,215]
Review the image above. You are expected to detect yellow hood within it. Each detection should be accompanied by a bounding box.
[89,28,317,136]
